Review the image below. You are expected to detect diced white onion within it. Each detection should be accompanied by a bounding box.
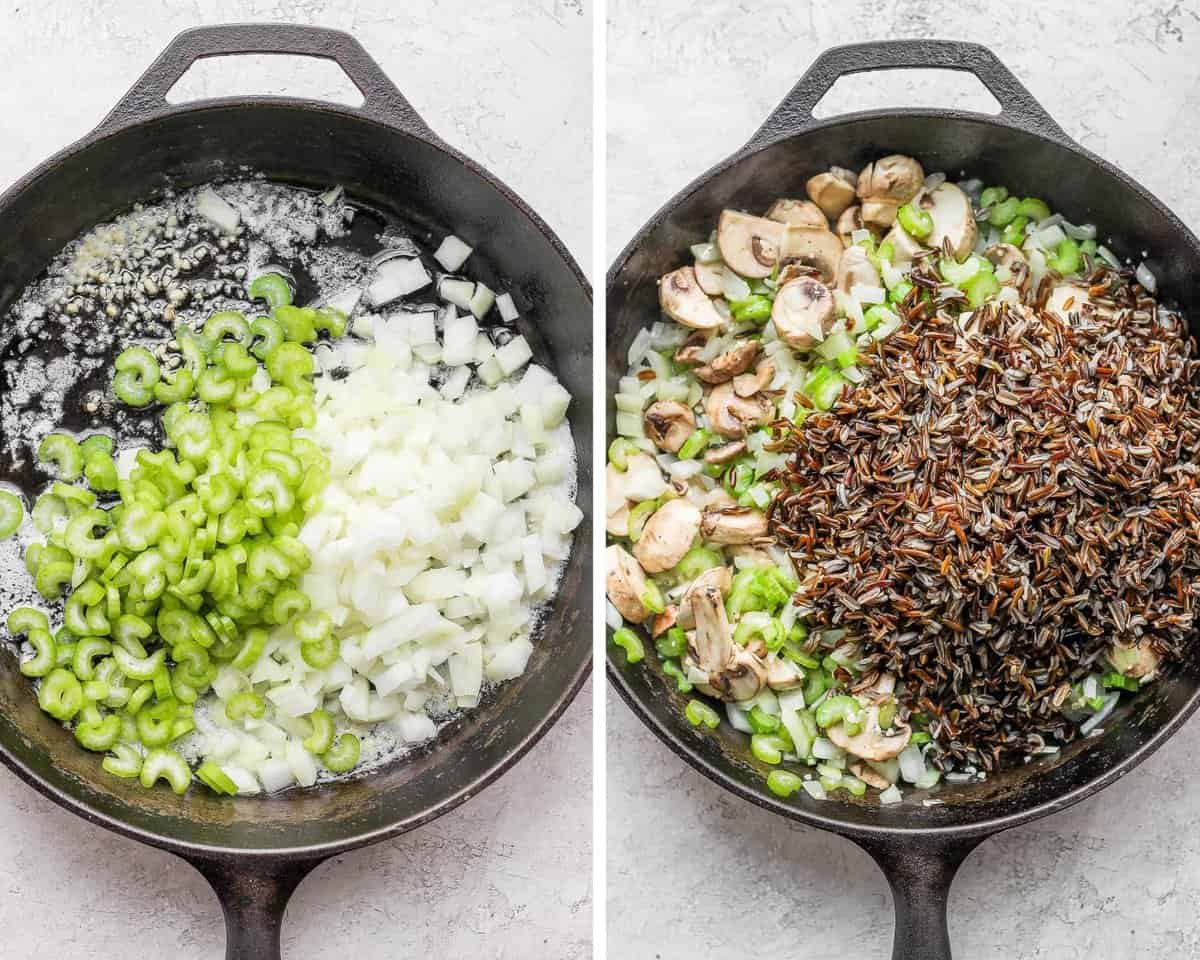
[368,258,431,306]
[1136,261,1157,293]
[433,235,473,272]
[496,292,520,322]
[197,187,240,234]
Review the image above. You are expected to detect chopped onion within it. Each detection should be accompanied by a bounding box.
[196,187,240,235]
[725,703,753,733]
[690,242,720,263]
[1096,245,1122,268]
[801,780,827,800]
[496,292,520,322]
[439,277,476,310]
[879,784,903,805]
[851,284,886,306]
[1081,693,1120,734]
[1064,221,1097,241]
[434,235,473,272]
[627,327,653,368]
[368,258,431,307]
[1136,261,1157,293]
[923,171,946,192]
[1035,224,1067,249]
[721,271,751,303]
[898,743,926,784]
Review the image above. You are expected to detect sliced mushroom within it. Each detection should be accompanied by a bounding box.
[882,222,925,267]
[694,339,760,384]
[633,498,702,573]
[835,244,881,296]
[836,205,866,247]
[659,266,726,330]
[704,440,746,465]
[700,506,769,544]
[704,382,774,438]
[922,182,977,261]
[643,401,696,453]
[771,277,835,350]
[765,198,828,229]
[1107,641,1160,679]
[689,584,766,702]
[780,225,843,283]
[857,155,924,231]
[652,606,677,638]
[858,155,925,201]
[827,704,912,761]
[733,359,775,398]
[1046,283,1091,321]
[673,332,707,366]
[717,210,786,279]
[806,167,858,219]
[985,243,1027,288]
[677,565,732,630]
[764,653,805,691]
[694,259,730,297]
[606,544,650,624]
[849,761,892,791]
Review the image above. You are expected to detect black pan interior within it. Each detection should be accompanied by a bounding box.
[0,101,592,852]
[607,111,1200,832]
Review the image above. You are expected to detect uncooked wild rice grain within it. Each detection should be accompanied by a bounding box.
[769,265,1200,771]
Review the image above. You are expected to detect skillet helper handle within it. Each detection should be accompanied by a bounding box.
[747,39,1067,149]
[188,854,326,960]
[95,22,437,140]
[851,833,985,960]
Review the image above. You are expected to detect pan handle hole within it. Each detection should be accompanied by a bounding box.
[165,54,366,108]
[812,68,1001,119]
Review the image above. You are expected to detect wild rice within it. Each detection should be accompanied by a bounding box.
[769,266,1200,771]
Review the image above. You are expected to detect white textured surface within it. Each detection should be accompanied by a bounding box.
[0,2,591,958]
[608,1,1200,958]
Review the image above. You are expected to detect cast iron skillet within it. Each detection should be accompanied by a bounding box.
[607,39,1200,960]
[0,24,592,959]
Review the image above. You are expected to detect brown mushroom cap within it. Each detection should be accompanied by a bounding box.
[835,244,881,296]
[781,225,843,283]
[717,210,786,279]
[704,382,774,438]
[694,339,761,384]
[643,400,696,453]
[806,168,858,219]
[699,506,769,544]
[861,198,900,231]
[923,182,978,262]
[765,198,828,230]
[633,498,702,573]
[858,155,925,203]
[771,277,835,350]
[659,266,726,330]
[605,544,650,623]
[733,359,775,398]
[703,440,746,465]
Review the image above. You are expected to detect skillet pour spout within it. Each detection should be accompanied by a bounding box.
[606,38,1200,960]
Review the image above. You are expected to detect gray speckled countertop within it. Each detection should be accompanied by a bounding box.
[607,1,1200,957]
[0,2,591,957]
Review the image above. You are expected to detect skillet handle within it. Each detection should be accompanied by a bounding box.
[187,853,326,960]
[94,23,438,141]
[746,40,1067,150]
[850,832,986,960]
